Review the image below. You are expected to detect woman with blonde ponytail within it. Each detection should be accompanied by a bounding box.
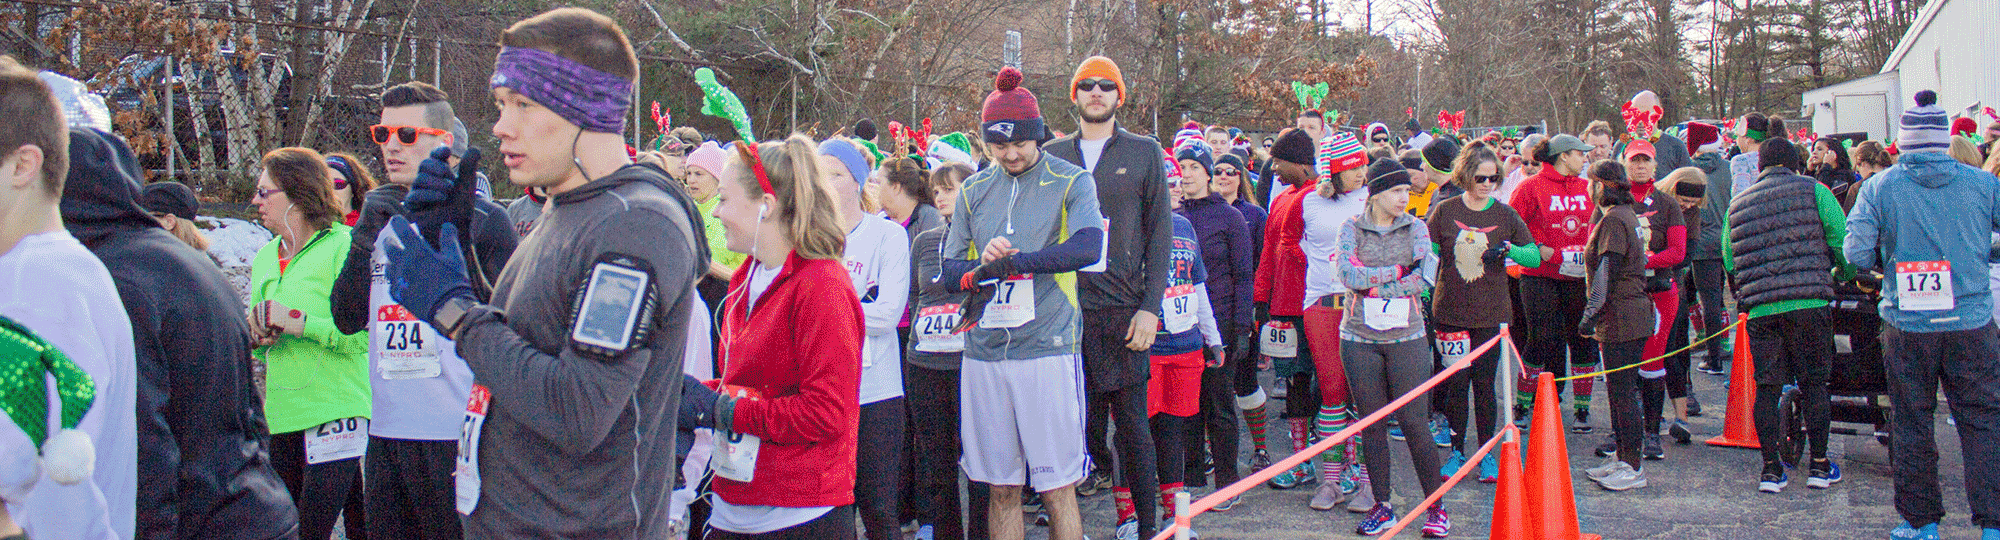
[688,134,865,539]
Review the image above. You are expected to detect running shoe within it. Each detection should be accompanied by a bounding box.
[1477,452,1500,483]
[1592,462,1647,491]
[1022,490,1043,513]
[1356,503,1397,536]
[1572,409,1593,434]
[1696,360,1725,375]
[1890,521,1940,540]
[1808,460,1843,489]
[1982,527,1999,540]
[1203,448,1216,477]
[1389,425,1405,441]
[1078,468,1112,497]
[1669,419,1693,445]
[1440,450,1467,481]
[1642,433,1665,460]
[1759,464,1789,493]
[1594,440,1617,457]
[1585,456,1623,480]
[1309,482,1349,510]
[1513,407,1531,429]
[1686,394,1704,417]
[1420,504,1452,538]
[1267,462,1316,489]
[1035,510,1050,526]
[1249,448,1273,472]
[1273,378,1289,399]
[1431,417,1455,448]
[915,524,935,540]
[1346,482,1377,513]
[1114,517,1139,540]
[1212,494,1241,512]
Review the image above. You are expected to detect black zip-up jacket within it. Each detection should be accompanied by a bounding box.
[59,128,299,540]
[1045,123,1173,317]
[332,184,517,336]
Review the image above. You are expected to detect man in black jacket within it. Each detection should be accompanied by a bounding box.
[59,128,299,539]
[330,81,517,540]
[1042,55,1173,539]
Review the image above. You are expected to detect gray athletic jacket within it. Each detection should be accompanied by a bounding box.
[944,156,1104,361]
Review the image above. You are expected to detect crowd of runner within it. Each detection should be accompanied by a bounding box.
[3,7,2000,540]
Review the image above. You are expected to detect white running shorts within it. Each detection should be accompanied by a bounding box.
[959,353,1090,492]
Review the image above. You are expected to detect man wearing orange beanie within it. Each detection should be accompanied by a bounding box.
[1045,55,1175,540]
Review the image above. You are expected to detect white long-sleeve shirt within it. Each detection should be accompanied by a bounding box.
[1301,188,1370,310]
[845,215,912,404]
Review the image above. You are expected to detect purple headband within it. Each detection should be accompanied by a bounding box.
[489,47,633,133]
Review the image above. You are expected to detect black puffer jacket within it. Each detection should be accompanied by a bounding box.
[1728,167,1834,309]
[58,128,299,540]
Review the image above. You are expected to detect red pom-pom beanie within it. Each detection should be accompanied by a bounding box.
[982,67,1045,143]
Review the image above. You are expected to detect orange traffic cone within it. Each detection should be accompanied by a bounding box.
[1487,426,1531,540]
[1707,313,1761,448]
[1524,372,1599,540]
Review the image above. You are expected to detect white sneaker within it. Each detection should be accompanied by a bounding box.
[1346,482,1377,513]
[1310,482,1349,510]
[1592,462,1647,491]
[1585,456,1622,479]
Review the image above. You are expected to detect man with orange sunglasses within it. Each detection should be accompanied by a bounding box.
[330,80,518,540]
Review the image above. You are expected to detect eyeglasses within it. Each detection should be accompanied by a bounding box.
[1474,175,1503,184]
[1214,168,1242,177]
[370,124,450,145]
[1075,79,1118,93]
[253,187,285,200]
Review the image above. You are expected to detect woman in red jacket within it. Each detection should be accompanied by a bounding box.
[684,134,865,539]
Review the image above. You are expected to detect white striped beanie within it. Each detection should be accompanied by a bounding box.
[1899,90,1950,153]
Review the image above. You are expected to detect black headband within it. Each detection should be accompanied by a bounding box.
[1673,182,1706,198]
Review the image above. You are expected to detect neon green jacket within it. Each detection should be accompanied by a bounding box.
[249,223,371,435]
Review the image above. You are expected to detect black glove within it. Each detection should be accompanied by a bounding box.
[952,284,999,334]
[679,374,721,429]
[1230,333,1253,364]
[404,146,482,251]
[960,255,1019,291]
[349,190,401,257]
[1253,301,1271,326]
[1481,242,1510,266]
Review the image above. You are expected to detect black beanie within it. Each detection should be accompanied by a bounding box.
[140,181,199,221]
[1423,138,1460,173]
[1215,153,1247,173]
[854,118,877,141]
[1759,138,1803,171]
[1270,129,1316,166]
[1365,157,1412,195]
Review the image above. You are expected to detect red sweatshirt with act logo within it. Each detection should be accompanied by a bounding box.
[1507,164,1595,280]
[1255,183,1313,316]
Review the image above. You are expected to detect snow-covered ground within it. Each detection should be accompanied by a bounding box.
[198,216,272,307]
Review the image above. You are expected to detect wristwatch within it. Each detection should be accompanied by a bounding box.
[435,297,478,338]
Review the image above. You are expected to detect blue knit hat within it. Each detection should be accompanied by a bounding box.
[1899,90,1951,153]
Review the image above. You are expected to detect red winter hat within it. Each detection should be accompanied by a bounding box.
[1952,116,1980,137]
[1684,122,1722,155]
[982,67,1045,143]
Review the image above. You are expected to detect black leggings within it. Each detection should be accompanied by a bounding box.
[706,506,858,540]
[270,430,366,540]
[1749,308,1833,466]
[1343,338,1444,503]
[1152,413,1191,489]
[856,399,906,540]
[906,365,989,540]
[1687,260,1728,367]
[1087,384,1157,536]
[1521,276,1598,412]
[1602,338,1647,468]
[1435,325,1501,455]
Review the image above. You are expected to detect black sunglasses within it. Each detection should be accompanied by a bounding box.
[1474,175,1502,184]
[1499,145,1517,151]
[1372,137,1390,143]
[1215,168,1242,177]
[1075,79,1118,93]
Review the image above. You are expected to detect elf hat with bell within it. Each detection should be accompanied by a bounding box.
[0,316,96,488]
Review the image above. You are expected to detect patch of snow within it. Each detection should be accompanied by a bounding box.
[198,216,272,307]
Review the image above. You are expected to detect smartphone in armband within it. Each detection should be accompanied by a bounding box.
[569,253,659,358]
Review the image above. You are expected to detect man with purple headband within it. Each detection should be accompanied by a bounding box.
[377,7,711,537]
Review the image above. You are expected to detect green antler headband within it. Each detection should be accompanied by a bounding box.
[1292,81,1329,112]
[695,68,755,143]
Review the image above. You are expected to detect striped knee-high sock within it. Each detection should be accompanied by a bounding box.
[1289,417,1312,453]
[1518,365,1542,412]
[1570,366,1596,413]
[1317,404,1351,483]
[1239,389,1271,453]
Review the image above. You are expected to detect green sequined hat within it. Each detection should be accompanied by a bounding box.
[0,316,97,486]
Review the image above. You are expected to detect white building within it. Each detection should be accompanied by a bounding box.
[1800,0,1999,140]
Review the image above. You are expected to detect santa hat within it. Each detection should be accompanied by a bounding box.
[982,67,1044,143]
[1684,122,1723,155]
[0,317,98,493]
[929,132,974,165]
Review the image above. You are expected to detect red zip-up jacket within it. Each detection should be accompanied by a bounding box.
[1254,183,1312,316]
[711,251,864,508]
[1508,164,1594,280]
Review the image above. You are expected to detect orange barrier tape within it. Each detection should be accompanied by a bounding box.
[1150,328,1510,540]
[1377,425,1513,537]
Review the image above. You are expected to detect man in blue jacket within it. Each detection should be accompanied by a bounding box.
[1844,90,2000,540]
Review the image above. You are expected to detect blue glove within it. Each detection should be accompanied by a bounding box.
[403,146,481,252]
[381,214,476,329]
[403,146,457,210]
[680,374,721,429]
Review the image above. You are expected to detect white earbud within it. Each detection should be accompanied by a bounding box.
[758,203,769,221]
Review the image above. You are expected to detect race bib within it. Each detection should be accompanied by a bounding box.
[305,416,368,464]
[1361,297,1413,331]
[1260,321,1298,358]
[1438,331,1471,364]
[981,276,1036,329]
[914,304,966,353]
[455,384,491,515]
[1896,260,1954,311]
[712,387,761,483]
[1163,284,1198,334]
[1559,247,1586,278]
[374,304,443,380]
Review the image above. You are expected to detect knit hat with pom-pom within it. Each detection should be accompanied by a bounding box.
[1900,90,1951,153]
[982,66,1045,143]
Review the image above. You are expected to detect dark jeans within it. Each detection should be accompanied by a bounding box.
[705,505,858,540]
[270,431,366,540]
[1522,276,1596,411]
[1601,338,1647,468]
[363,437,460,540]
[1436,325,1502,455]
[906,365,990,540]
[857,398,906,540]
[1343,338,1443,502]
[1687,260,1728,367]
[1747,307,1833,466]
[1883,323,2000,529]
[1086,383,1157,537]
[1192,360,1241,487]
